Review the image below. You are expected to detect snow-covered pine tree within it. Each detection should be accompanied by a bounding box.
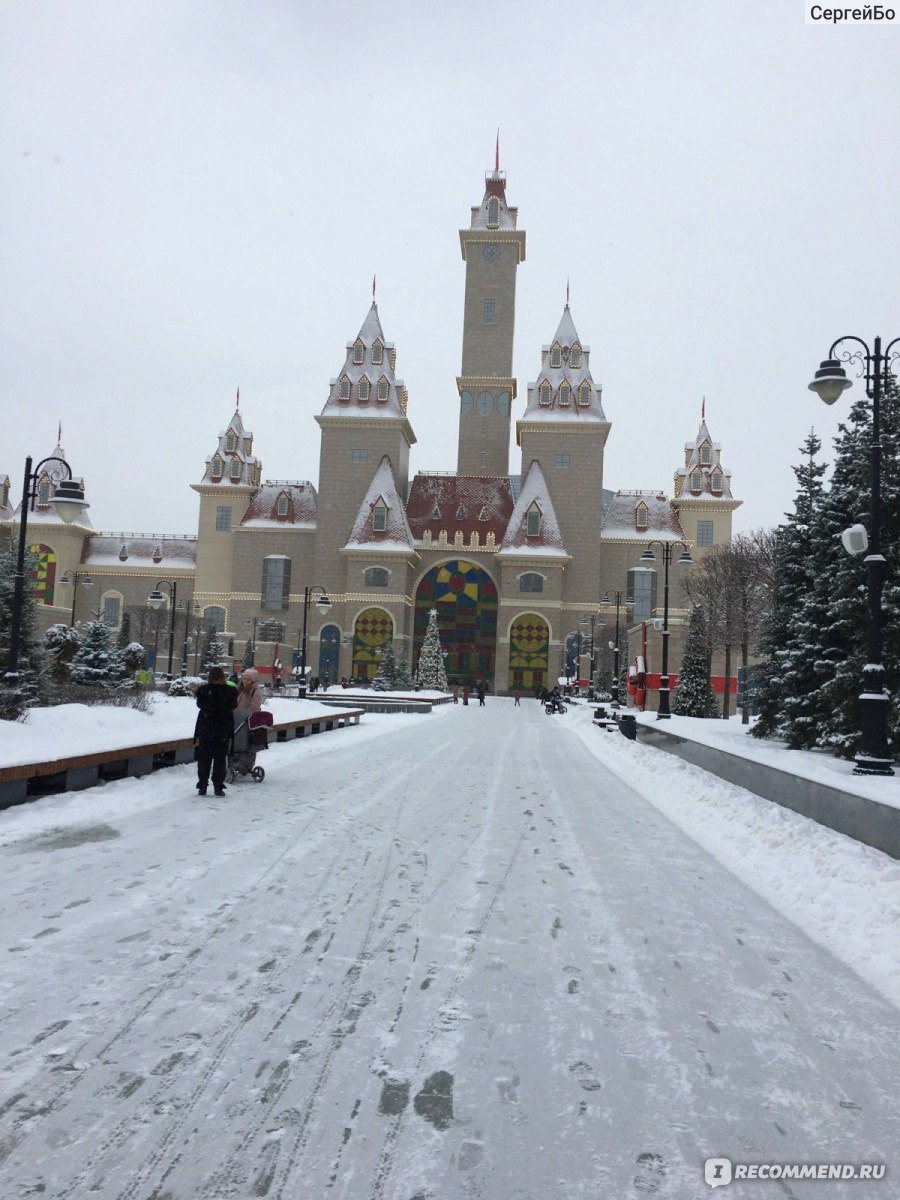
[753,432,828,742]
[200,628,226,674]
[0,546,49,718]
[242,639,255,668]
[393,647,413,691]
[672,605,717,717]
[43,622,82,684]
[805,379,900,759]
[372,641,398,691]
[69,620,120,688]
[415,608,449,690]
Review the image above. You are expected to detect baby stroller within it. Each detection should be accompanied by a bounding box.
[227,710,273,783]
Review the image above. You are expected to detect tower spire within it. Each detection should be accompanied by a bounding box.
[495,128,500,172]
[236,386,240,409]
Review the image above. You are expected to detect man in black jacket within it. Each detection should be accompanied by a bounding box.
[194,666,238,796]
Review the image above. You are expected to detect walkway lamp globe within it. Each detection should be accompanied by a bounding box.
[639,541,693,719]
[808,333,898,776]
[6,455,89,688]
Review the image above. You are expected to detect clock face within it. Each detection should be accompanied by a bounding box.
[482,243,500,262]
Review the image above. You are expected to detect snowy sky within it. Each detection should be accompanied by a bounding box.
[1,1,898,538]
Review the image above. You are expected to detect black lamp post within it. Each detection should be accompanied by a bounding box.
[177,599,200,676]
[5,455,89,688]
[298,586,332,693]
[579,614,601,696]
[59,569,94,626]
[147,581,179,679]
[601,591,634,708]
[640,540,693,718]
[808,335,898,776]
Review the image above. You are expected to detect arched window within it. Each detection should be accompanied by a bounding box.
[339,376,351,401]
[526,505,542,537]
[204,606,226,633]
[519,572,544,593]
[539,382,552,407]
[358,377,371,403]
[353,339,365,364]
[373,502,387,532]
[477,392,492,415]
[460,391,473,414]
[364,567,389,587]
[276,493,289,517]
[102,593,122,627]
[700,442,712,465]
[635,501,649,531]
[487,197,500,228]
[711,470,724,494]
[225,432,237,453]
[211,456,224,479]
[578,382,592,406]
[690,470,703,493]
[549,344,562,369]
[569,345,582,368]
[37,479,52,506]
[376,376,389,402]
[558,383,571,406]
[371,340,384,365]
[230,458,243,480]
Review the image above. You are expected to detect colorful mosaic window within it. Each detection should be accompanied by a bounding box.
[508,614,549,691]
[352,607,393,681]
[414,559,498,685]
[29,543,57,606]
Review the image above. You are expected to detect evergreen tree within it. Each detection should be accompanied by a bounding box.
[200,628,226,673]
[394,647,413,690]
[120,641,147,674]
[69,620,120,688]
[0,546,48,718]
[753,432,828,742]
[373,641,398,691]
[805,380,900,758]
[672,606,717,717]
[242,639,256,668]
[43,623,82,684]
[116,611,132,650]
[415,608,449,690]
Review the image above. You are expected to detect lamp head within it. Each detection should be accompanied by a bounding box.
[808,358,852,406]
[315,594,332,614]
[52,479,89,523]
[147,589,166,610]
[678,549,694,565]
[640,547,655,562]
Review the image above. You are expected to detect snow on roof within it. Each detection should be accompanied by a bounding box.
[520,306,608,423]
[498,461,568,556]
[198,406,261,487]
[239,481,317,528]
[320,302,411,422]
[84,534,197,570]
[406,473,515,542]
[674,417,735,501]
[344,456,415,552]
[601,492,687,541]
[469,169,518,231]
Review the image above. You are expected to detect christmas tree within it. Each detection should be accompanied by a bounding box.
[672,606,716,717]
[415,609,449,690]
[69,620,121,688]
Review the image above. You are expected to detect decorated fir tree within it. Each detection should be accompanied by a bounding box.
[373,641,399,691]
[672,606,717,717]
[415,608,449,690]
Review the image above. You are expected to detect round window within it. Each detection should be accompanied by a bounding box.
[477,392,493,415]
[460,391,473,414]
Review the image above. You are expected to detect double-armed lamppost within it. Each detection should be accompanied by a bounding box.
[808,335,898,776]
[298,586,332,690]
[59,569,94,627]
[6,455,89,687]
[147,580,180,679]
[639,540,693,718]
[601,590,634,707]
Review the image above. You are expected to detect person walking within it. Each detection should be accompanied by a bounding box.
[513,688,521,706]
[477,681,486,707]
[194,666,238,796]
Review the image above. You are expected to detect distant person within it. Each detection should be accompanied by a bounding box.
[477,682,486,707]
[513,689,521,706]
[228,665,240,685]
[194,666,238,797]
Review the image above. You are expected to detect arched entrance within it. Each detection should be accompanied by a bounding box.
[351,607,392,682]
[318,623,341,685]
[508,613,550,692]
[414,559,498,685]
[29,543,57,606]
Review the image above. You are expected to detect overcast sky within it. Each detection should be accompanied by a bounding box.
[2,0,898,540]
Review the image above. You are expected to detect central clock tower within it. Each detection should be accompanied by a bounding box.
[456,165,526,475]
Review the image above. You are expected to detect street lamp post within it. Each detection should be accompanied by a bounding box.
[5,455,89,688]
[178,599,200,676]
[298,585,332,695]
[59,570,94,626]
[808,335,899,776]
[640,541,694,719]
[579,615,601,697]
[601,591,634,708]
[147,581,179,679]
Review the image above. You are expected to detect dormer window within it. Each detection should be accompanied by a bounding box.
[376,377,389,402]
[372,501,387,532]
[225,431,237,453]
[635,501,649,531]
[353,339,365,364]
[455,506,465,521]
[569,345,582,368]
[358,377,371,403]
[478,506,489,521]
[711,469,724,495]
[243,437,252,454]
[578,382,591,406]
[37,479,52,506]
[371,340,384,365]
[690,469,703,493]
[549,344,562,369]
[431,504,441,520]
[526,505,542,537]
[339,375,351,402]
[211,455,224,480]
[230,458,243,481]
[487,197,500,228]
[539,382,552,407]
[558,383,571,406]
[276,493,289,518]
[700,442,712,465]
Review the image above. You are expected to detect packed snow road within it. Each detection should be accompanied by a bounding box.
[0,699,896,1199]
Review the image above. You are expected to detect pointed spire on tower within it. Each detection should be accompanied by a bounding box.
[57,420,62,445]
[495,128,500,172]
[236,386,240,409]
[701,395,705,421]
[372,274,376,298]
[566,277,570,308]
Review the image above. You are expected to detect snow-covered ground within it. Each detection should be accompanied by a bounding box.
[0,694,897,1198]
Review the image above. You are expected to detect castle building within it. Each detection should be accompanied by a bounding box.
[2,161,740,697]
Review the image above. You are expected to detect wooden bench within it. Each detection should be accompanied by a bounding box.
[0,708,365,809]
